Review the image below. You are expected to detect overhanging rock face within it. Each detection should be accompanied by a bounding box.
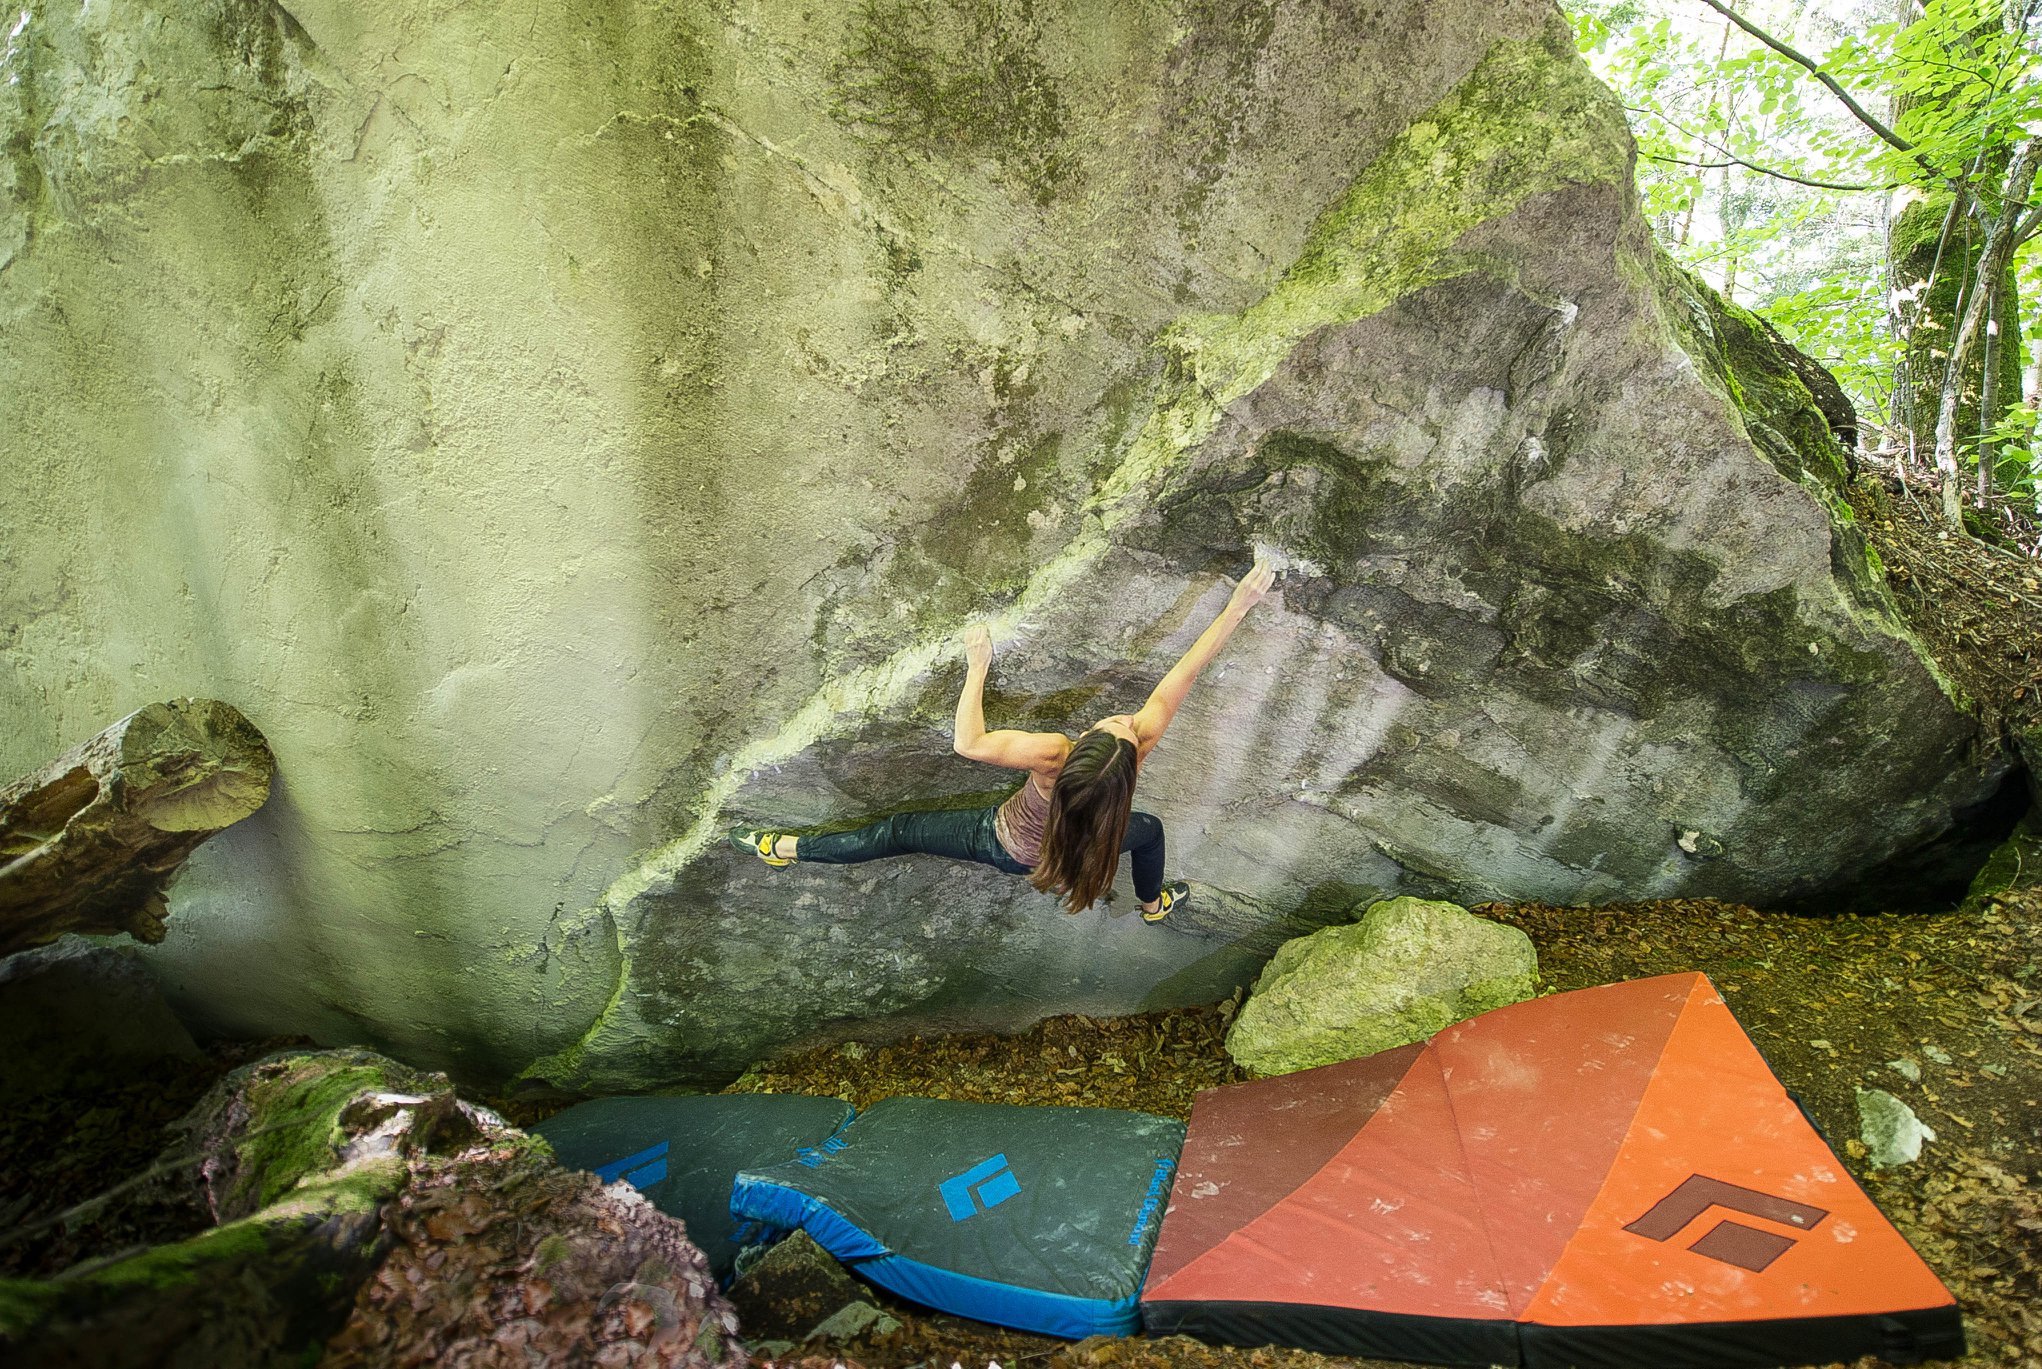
[531,11,1999,1090]
[0,0,2001,1088]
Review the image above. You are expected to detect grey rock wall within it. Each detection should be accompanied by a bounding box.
[0,0,2004,1088]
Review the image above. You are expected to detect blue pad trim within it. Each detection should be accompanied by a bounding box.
[730,1174,890,1261]
[860,1253,1141,1338]
[731,1175,1141,1338]
[594,1140,670,1185]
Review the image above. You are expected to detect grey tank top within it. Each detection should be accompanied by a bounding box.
[993,773,1054,866]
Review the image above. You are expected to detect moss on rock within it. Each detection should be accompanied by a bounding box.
[1,1047,742,1365]
[1965,806,2042,904]
[189,1050,448,1221]
[1654,260,1852,495]
[1226,896,1539,1076]
[1159,14,1631,412]
[1095,13,1633,513]
[830,0,1072,203]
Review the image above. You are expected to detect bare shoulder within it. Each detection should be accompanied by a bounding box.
[1104,712,1161,761]
[1033,733,1075,780]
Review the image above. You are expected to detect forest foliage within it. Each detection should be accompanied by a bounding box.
[1570,0,2042,527]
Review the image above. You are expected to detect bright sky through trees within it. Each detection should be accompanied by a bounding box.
[1569,0,2042,514]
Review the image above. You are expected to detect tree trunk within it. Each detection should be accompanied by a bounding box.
[1887,5,2024,469]
[1936,139,2042,526]
[1720,157,1742,302]
[1979,286,2002,506]
[0,700,273,957]
[2026,340,2042,514]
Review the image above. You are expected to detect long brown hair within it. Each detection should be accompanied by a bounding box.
[1029,729,1138,913]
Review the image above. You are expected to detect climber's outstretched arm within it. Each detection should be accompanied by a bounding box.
[952,625,1070,774]
[1128,562,1275,754]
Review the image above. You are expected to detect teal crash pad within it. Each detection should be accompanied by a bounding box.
[536,1092,854,1280]
[731,1095,1185,1337]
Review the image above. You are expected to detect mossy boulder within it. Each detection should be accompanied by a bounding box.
[1224,897,1538,1076]
[0,1048,745,1369]
[0,0,2008,1091]
[0,1050,453,1365]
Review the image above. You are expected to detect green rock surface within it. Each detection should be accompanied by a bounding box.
[1225,896,1538,1075]
[0,1048,745,1367]
[1965,805,2042,904]
[0,0,2009,1089]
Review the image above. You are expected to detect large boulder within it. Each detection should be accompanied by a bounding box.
[0,0,2006,1088]
[1225,896,1538,1075]
[0,937,201,1098]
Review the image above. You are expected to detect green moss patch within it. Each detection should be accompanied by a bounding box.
[831,0,1072,203]
[1095,14,1631,514]
[228,1062,390,1212]
[1655,258,1850,494]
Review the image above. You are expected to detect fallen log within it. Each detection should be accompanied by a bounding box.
[0,1049,748,1369]
[0,699,274,957]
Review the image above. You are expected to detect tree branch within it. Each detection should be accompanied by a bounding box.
[1694,0,1917,154]
[1640,149,1882,192]
[2015,200,2042,244]
[1626,104,1888,191]
[1932,136,2042,525]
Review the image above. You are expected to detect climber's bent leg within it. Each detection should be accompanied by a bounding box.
[1123,810,1166,905]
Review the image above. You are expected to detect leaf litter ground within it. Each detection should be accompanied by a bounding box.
[728,890,2042,1369]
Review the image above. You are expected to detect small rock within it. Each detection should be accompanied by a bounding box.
[1226,896,1538,1075]
[0,936,200,1096]
[1856,1087,1936,1168]
[1887,1058,1922,1082]
[807,1299,900,1342]
[1922,1044,1954,1065]
[726,1230,882,1343]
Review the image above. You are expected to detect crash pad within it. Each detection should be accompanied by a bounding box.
[535,1091,854,1280]
[731,1095,1184,1338]
[1141,973,1962,1368]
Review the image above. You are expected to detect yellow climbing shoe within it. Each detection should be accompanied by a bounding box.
[731,828,793,867]
[1143,881,1189,923]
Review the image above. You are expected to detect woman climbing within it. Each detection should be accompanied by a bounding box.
[732,561,1276,921]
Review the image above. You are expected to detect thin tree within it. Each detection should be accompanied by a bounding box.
[1697,0,2042,528]
[1936,138,2042,523]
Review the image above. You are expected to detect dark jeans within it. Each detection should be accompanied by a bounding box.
[798,805,1167,903]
